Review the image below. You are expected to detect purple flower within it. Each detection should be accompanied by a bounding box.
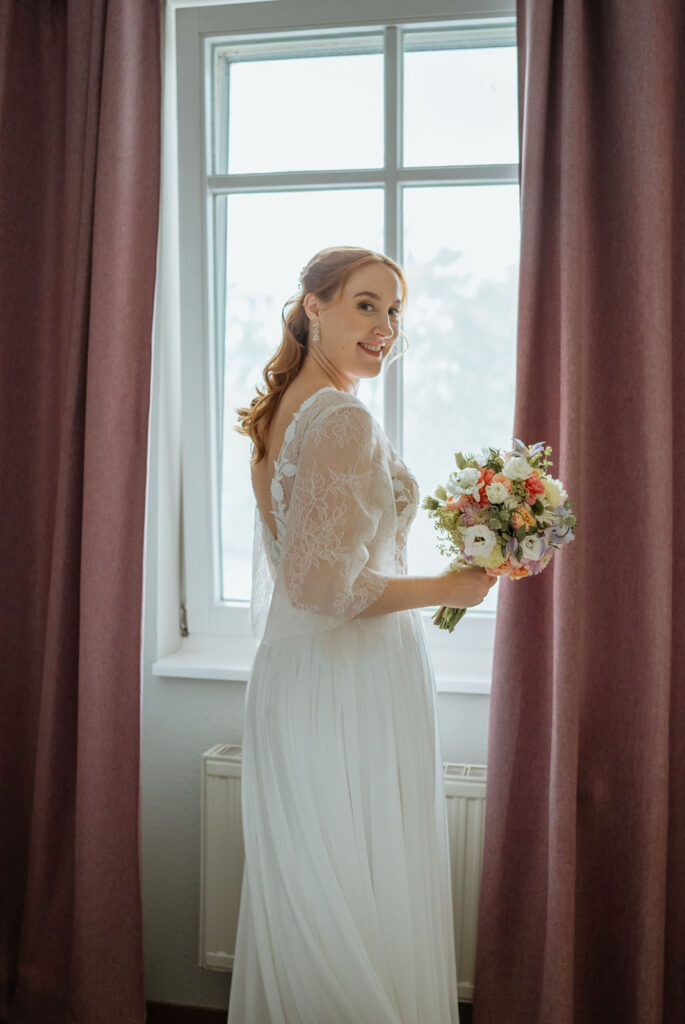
[504,536,518,558]
[544,524,574,545]
[517,549,554,575]
[523,554,552,575]
[544,526,565,544]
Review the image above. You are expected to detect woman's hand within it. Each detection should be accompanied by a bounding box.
[436,564,497,608]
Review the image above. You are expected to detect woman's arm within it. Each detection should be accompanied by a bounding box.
[358,564,496,617]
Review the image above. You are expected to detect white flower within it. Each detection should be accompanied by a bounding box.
[520,534,545,560]
[462,524,498,558]
[485,481,509,504]
[502,455,532,481]
[445,472,460,496]
[458,467,481,487]
[543,480,559,507]
[447,467,481,500]
[543,477,562,508]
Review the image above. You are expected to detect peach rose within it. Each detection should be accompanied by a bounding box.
[485,564,512,577]
[485,561,530,579]
[524,469,546,506]
[513,504,536,528]
[490,472,512,492]
[476,467,496,505]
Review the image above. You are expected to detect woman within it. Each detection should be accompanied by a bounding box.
[228,246,496,1024]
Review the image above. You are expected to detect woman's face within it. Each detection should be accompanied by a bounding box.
[306,263,403,385]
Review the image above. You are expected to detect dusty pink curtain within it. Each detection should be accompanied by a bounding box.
[474,2,684,1022]
[0,2,161,1022]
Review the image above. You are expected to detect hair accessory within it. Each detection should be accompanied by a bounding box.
[312,320,321,343]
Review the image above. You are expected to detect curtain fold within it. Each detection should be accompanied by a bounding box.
[474,2,684,1022]
[0,2,161,1022]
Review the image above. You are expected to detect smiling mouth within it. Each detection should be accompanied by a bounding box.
[358,342,385,356]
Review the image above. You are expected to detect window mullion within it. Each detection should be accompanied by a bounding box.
[383,24,404,455]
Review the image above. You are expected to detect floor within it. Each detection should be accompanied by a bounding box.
[146,1001,475,1022]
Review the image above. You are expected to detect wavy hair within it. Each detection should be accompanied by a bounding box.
[236,245,407,464]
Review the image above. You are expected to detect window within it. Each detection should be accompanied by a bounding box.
[174,0,518,689]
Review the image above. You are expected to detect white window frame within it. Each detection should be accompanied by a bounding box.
[161,0,517,692]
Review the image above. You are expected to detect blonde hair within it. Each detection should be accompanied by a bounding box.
[236,245,407,464]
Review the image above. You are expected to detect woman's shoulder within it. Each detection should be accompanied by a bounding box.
[295,388,387,460]
[302,387,376,433]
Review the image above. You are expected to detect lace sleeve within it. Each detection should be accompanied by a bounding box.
[250,504,275,644]
[262,401,393,644]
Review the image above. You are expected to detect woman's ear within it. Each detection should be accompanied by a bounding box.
[303,293,321,322]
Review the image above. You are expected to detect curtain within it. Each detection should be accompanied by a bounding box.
[0,1,161,1021]
[474,2,685,1022]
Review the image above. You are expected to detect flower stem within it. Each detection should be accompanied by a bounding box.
[432,605,468,632]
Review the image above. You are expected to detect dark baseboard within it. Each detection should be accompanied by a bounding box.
[146,1000,474,1023]
[146,1003,226,1023]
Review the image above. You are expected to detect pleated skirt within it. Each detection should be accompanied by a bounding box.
[227,608,460,1024]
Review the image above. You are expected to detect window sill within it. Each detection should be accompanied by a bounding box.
[151,640,492,695]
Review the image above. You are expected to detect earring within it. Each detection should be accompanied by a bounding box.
[312,320,321,342]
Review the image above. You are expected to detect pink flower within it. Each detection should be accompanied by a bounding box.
[459,502,481,526]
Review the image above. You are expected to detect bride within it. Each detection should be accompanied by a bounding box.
[228,246,496,1024]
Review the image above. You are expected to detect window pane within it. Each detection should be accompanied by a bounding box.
[214,40,384,175]
[404,40,519,167]
[217,190,385,601]
[402,185,520,612]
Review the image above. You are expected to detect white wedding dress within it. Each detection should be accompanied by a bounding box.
[227,387,460,1024]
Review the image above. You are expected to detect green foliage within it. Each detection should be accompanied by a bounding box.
[488,509,511,530]
[423,504,464,560]
[557,511,578,532]
[482,446,505,472]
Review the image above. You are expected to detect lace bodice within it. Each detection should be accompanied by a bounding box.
[251,387,419,644]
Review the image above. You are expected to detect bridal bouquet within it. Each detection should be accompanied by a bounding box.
[423,439,577,631]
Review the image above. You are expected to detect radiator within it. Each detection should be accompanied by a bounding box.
[200,744,487,1002]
